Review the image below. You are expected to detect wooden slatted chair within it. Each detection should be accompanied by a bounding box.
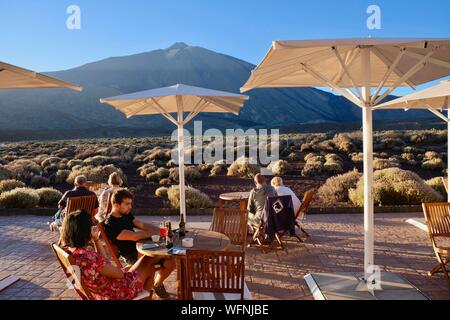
[185,250,251,300]
[295,189,315,238]
[97,223,122,269]
[210,208,248,252]
[66,195,98,219]
[421,203,450,284]
[52,243,151,300]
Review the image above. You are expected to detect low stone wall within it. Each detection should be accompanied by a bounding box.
[0,205,423,216]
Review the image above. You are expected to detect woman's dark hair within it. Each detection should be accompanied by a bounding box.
[60,210,93,248]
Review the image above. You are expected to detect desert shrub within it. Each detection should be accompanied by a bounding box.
[401,153,415,162]
[312,140,335,153]
[426,177,447,198]
[36,188,62,207]
[67,165,127,185]
[304,153,319,162]
[67,159,84,169]
[166,160,176,168]
[422,158,445,171]
[227,158,260,178]
[0,188,40,208]
[30,176,50,188]
[301,160,324,177]
[409,129,446,144]
[146,172,160,183]
[5,159,42,182]
[323,161,344,174]
[41,157,62,168]
[210,161,227,177]
[159,178,171,186]
[167,185,213,209]
[300,143,314,152]
[138,163,157,177]
[349,168,443,206]
[54,170,71,184]
[198,163,214,173]
[378,137,405,150]
[83,156,115,166]
[155,187,169,198]
[268,160,292,176]
[156,167,170,179]
[318,170,362,204]
[373,159,400,170]
[0,179,26,194]
[351,152,364,163]
[287,152,299,162]
[424,151,441,161]
[169,166,202,182]
[332,133,357,153]
[0,165,13,181]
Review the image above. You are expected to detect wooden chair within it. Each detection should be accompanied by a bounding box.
[295,189,315,238]
[421,203,450,284]
[210,208,248,252]
[66,195,98,218]
[185,250,251,300]
[86,181,103,193]
[97,223,122,269]
[52,243,151,300]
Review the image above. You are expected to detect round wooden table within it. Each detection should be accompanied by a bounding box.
[137,229,230,299]
[218,192,250,212]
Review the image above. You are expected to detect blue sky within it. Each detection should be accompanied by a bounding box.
[1,0,450,94]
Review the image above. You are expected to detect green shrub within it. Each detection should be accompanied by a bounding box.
[0,179,26,194]
[422,158,445,171]
[36,188,62,207]
[0,188,40,208]
[268,160,292,176]
[373,159,400,170]
[155,187,169,198]
[167,185,213,209]
[426,177,447,198]
[349,168,443,206]
[227,158,260,178]
[318,170,362,204]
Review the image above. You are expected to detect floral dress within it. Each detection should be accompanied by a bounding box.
[69,246,143,300]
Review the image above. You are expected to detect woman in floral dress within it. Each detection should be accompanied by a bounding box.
[60,210,161,300]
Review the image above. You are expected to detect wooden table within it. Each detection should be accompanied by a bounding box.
[137,229,230,299]
[218,192,250,212]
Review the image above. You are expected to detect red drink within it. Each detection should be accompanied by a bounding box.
[160,226,168,237]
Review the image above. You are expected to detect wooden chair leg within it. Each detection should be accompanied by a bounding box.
[275,233,284,249]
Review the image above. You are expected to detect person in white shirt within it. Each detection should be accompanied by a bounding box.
[271,177,301,215]
[95,172,123,223]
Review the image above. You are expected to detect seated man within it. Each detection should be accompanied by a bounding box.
[247,173,277,226]
[104,188,175,299]
[50,175,99,229]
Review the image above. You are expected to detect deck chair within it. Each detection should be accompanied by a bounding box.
[421,203,450,284]
[51,243,151,300]
[295,189,315,238]
[66,195,98,219]
[185,250,251,300]
[97,223,122,269]
[210,208,248,252]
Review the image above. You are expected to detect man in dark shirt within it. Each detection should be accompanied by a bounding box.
[50,175,99,228]
[104,188,175,299]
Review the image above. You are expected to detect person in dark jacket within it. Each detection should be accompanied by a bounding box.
[247,173,277,226]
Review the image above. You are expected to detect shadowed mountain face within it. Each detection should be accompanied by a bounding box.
[0,42,433,132]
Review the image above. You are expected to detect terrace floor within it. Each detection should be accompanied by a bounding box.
[0,213,449,300]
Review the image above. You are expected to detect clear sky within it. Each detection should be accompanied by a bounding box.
[1,0,450,94]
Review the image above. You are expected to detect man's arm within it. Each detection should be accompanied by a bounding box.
[133,218,159,234]
[116,229,152,242]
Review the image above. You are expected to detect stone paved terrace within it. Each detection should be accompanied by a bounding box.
[0,213,449,300]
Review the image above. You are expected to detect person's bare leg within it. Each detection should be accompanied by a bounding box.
[130,256,159,292]
[154,258,176,286]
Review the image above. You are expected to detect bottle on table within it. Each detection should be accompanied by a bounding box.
[166,221,173,249]
[179,214,186,237]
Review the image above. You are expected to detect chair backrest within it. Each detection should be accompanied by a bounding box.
[422,203,450,240]
[210,208,247,251]
[264,195,295,237]
[66,195,98,217]
[97,223,122,268]
[106,192,113,216]
[185,250,245,300]
[296,189,315,220]
[51,243,92,300]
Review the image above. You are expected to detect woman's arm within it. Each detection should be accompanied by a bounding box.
[99,263,125,279]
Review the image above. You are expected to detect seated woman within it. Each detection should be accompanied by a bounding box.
[271,177,301,215]
[60,209,162,300]
[95,172,123,223]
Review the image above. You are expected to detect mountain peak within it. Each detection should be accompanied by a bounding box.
[166,42,189,51]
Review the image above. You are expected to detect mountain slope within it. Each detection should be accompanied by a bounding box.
[0,42,433,132]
